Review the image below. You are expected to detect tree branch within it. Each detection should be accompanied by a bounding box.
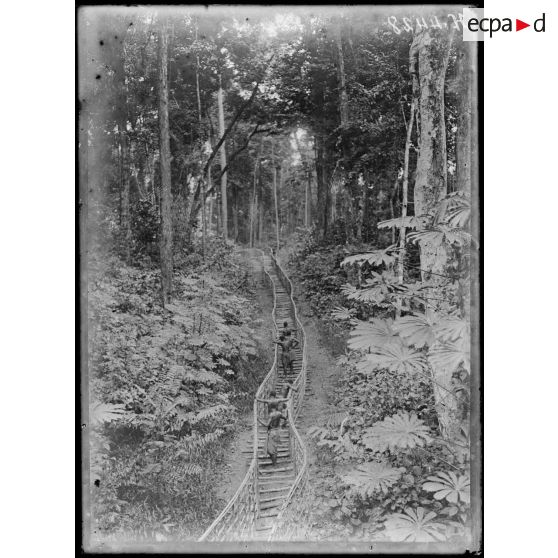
[202,54,275,175]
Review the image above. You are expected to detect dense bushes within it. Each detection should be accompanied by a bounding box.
[88,245,271,542]
[283,225,471,544]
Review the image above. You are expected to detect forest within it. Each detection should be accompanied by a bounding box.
[80,5,478,549]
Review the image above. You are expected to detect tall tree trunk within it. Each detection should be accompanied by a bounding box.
[158,20,173,304]
[396,96,417,317]
[118,119,131,263]
[195,21,206,258]
[250,155,258,247]
[412,27,455,437]
[335,23,349,128]
[456,42,472,196]
[272,141,280,253]
[305,168,311,228]
[217,76,228,239]
[258,190,264,244]
[315,133,327,235]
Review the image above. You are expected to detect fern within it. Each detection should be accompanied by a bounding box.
[362,412,432,452]
[182,463,203,476]
[384,507,446,542]
[183,369,224,386]
[326,411,350,429]
[187,405,231,424]
[422,471,470,504]
[341,462,404,496]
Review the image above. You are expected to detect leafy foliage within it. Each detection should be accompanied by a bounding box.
[359,342,429,375]
[362,413,433,453]
[341,247,396,269]
[384,507,446,542]
[422,472,470,504]
[341,462,404,497]
[348,318,398,351]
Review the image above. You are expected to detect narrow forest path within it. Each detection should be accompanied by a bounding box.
[212,250,277,512]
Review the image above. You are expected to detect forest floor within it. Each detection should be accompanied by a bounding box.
[212,255,277,509]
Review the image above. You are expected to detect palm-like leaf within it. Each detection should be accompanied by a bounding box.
[442,194,471,228]
[341,461,404,496]
[407,226,472,248]
[331,306,356,321]
[384,507,446,542]
[434,317,468,344]
[377,215,426,230]
[423,471,470,504]
[363,343,428,374]
[362,412,432,452]
[341,248,396,269]
[90,402,128,425]
[348,319,399,352]
[393,313,437,348]
[429,340,470,372]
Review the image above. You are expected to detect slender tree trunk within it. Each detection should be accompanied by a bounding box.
[412,27,455,437]
[396,97,417,317]
[258,193,264,244]
[335,23,349,128]
[272,142,280,253]
[305,168,311,228]
[250,154,258,247]
[217,76,228,239]
[195,21,206,258]
[158,20,173,304]
[315,133,327,235]
[456,42,472,195]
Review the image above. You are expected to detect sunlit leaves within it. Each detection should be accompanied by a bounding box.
[341,461,404,497]
[384,507,446,542]
[359,342,429,375]
[440,193,471,228]
[90,402,129,425]
[348,318,399,351]
[362,412,432,452]
[377,215,426,230]
[423,471,470,504]
[407,226,472,248]
[393,314,437,348]
[341,247,396,268]
[429,339,470,372]
[331,306,356,321]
